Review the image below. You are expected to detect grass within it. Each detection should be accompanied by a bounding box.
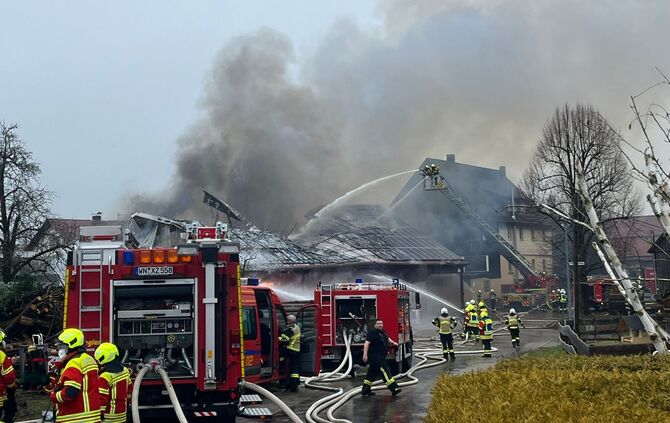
[424,353,670,422]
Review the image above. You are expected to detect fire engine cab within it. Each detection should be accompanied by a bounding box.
[310,281,413,374]
[64,221,319,420]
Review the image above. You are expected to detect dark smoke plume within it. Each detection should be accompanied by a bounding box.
[123,1,670,231]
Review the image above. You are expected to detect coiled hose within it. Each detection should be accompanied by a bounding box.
[131,366,150,423]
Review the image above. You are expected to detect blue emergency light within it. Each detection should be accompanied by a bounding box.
[247,278,260,286]
[355,278,363,284]
[123,251,134,265]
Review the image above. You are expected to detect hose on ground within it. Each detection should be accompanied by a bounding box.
[305,332,353,423]
[156,367,189,423]
[240,380,303,423]
[131,365,150,423]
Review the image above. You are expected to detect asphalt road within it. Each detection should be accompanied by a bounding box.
[266,311,560,423]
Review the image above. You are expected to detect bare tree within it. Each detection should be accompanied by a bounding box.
[0,122,61,283]
[521,104,641,318]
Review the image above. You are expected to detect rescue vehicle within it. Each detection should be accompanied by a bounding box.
[286,280,413,374]
[64,222,320,420]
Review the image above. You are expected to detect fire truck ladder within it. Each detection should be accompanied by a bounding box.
[320,284,333,346]
[427,174,539,282]
[78,250,104,343]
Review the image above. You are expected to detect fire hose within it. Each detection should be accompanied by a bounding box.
[305,332,354,423]
[131,363,188,423]
[239,380,303,423]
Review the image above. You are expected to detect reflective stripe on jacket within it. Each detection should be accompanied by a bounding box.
[433,316,454,334]
[506,315,520,329]
[99,367,131,422]
[479,317,494,340]
[0,350,16,407]
[54,352,101,423]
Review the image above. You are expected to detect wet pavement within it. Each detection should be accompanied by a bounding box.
[266,311,560,423]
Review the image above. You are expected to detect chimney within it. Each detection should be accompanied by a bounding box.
[92,212,102,222]
[499,166,506,178]
[446,154,456,164]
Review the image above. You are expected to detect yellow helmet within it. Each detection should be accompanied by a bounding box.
[58,328,85,349]
[478,301,487,309]
[0,329,6,344]
[480,309,489,318]
[94,342,119,365]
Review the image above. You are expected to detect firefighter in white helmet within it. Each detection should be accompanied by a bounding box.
[432,308,457,359]
[279,314,301,392]
[505,308,526,347]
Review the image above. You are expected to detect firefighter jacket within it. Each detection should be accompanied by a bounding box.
[99,367,131,422]
[432,315,456,334]
[279,323,301,352]
[467,309,479,327]
[0,350,16,408]
[479,316,494,340]
[560,293,568,303]
[51,352,101,423]
[506,315,521,329]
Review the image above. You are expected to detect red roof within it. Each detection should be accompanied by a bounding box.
[604,216,663,260]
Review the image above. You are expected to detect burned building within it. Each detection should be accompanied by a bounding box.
[390,154,555,295]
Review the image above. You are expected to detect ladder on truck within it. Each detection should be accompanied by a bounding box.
[424,174,539,282]
[74,226,125,345]
[320,284,333,346]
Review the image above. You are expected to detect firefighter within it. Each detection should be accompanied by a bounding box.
[0,329,17,423]
[476,290,483,305]
[50,328,101,423]
[478,302,489,321]
[559,289,568,312]
[505,308,525,347]
[432,308,456,360]
[465,300,479,340]
[489,289,497,312]
[95,343,131,422]
[361,319,401,397]
[279,314,301,392]
[479,312,494,357]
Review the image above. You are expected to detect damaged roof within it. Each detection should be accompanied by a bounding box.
[292,205,464,264]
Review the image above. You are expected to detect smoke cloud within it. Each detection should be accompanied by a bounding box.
[125,0,670,231]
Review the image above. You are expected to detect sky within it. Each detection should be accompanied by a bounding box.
[2,1,670,230]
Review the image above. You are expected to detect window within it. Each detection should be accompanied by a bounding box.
[242,306,257,340]
[531,229,536,241]
[542,259,547,272]
[483,279,491,291]
[532,258,536,268]
[519,228,524,241]
[508,261,514,274]
[507,225,513,240]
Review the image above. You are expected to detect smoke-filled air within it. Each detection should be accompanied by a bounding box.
[124,0,670,232]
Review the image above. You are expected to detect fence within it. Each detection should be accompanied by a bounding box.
[558,321,590,356]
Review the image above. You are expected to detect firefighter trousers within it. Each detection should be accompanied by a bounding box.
[287,350,301,392]
[509,328,520,346]
[482,339,492,357]
[362,357,399,395]
[0,390,17,423]
[439,333,455,358]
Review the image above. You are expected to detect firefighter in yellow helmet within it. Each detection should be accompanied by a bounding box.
[95,343,131,422]
[50,328,100,423]
[0,329,17,423]
[279,315,301,392]
[478,312,494,357]
[465,300,479,340]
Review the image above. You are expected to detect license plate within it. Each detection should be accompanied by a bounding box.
[135,266,174,276]
[321,354,336,359]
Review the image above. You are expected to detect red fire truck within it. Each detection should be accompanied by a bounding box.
[308,281,413,374]
[64,223,319,420]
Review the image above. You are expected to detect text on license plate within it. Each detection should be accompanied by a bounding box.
[135,266,174,276]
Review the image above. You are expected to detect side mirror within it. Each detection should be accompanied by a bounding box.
[415,292,421,309]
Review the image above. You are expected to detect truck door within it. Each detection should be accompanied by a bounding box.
[295,304,322,376]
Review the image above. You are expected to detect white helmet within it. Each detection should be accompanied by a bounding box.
[440,307,448,315]
[509,308,516,314]
[469,299,475,305]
